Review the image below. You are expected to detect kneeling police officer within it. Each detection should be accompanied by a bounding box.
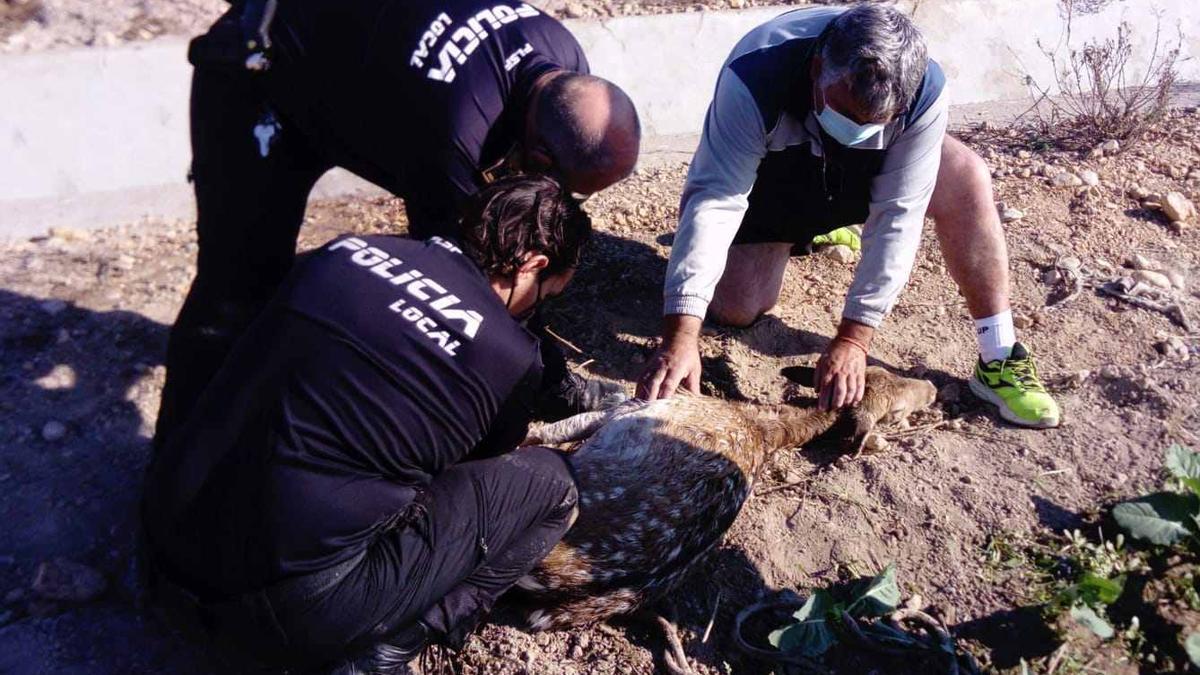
[143,176,590,674]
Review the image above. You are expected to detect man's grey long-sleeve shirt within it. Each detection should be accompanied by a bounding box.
[664,7,949,328]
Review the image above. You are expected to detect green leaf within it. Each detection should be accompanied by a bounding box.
[1185,632,1200,667]
[858,621,919,649]
[767,590,837,657]
[1112,492,1199,545]
[1073,573,1125,605]
[1069,604,1114,639]
[1183,478,1200,498]
[1165,445,1200,481]
[848,563,900,618]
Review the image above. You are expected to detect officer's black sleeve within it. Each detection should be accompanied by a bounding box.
[465,348,543,460]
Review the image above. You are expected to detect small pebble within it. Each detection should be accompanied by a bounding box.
[41,421,67,442]
[1050,172,1083,188]
[862,433,890,453]
[1131,269,1171,289]
[1058,256,1082,272]
[34,364,76,391]
[820,244,856,264]
[1127,253,1160,271]
[1157,337,1189,361]
[1066,370,1090,388]
[1000,207,1024,223]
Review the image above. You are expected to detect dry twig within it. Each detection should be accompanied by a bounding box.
[655,613,695,675]
[544,326,585,354]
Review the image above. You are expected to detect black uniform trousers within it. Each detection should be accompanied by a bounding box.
[155,447,576,672]
[156,61,332,446]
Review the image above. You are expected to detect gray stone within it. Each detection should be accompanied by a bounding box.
[1100,139,1120,155]
[1165,269,1186,290]
[40,420,66,442]
[1162,191,1195,222]
[46,226,91,242]
[821,244,856,264]
[1000,207,1024,223]
[1050,172,1083,188]
[1132,269,1171,289]
[1079,170,1100,186]
[1058,256,1082,273]
[34,364,76,391]
[1157,337,1189,361]
[1127,253,1160,271]
[863,433,890,453]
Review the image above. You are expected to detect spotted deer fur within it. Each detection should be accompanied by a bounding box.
[517,367,936,630]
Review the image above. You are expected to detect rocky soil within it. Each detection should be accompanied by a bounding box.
[0,0,809,54]
[1,106,1199,673]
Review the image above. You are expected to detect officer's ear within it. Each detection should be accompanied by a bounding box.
[517,253,551,276]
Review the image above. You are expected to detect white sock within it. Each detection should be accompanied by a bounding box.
[974,310,1016,363]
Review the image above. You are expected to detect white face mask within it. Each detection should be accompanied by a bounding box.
[815,86,886,147]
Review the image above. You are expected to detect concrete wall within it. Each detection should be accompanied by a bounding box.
[1,0,1197,237]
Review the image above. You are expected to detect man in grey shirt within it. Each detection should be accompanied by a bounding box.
[638,3,1059,428]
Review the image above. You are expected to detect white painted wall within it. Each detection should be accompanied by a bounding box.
[1,0,1197,236]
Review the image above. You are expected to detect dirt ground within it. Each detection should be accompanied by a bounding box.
[1,102,1199,673]
[0,0,808,53]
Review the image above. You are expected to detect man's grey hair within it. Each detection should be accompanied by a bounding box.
[817,3,928,121]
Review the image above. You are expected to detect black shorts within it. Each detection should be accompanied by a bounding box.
[733,144,881,246]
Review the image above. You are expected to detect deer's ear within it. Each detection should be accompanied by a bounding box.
[780,366,816,388]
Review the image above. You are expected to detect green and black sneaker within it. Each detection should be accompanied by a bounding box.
[969,342,1061,429]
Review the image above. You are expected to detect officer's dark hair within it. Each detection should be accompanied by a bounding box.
[817,3,928,121]
[536,73,641,180]
[459,174,591,279]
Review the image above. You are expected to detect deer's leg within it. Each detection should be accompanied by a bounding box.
[523,400,643,446]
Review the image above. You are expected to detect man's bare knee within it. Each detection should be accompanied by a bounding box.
[930,137,993,222]
[709,296,773,328]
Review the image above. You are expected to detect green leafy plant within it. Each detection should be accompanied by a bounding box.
[1114,445,1200,547]
[748,564,979,673]
[767,564,901,656]
[1038,528,1142,641]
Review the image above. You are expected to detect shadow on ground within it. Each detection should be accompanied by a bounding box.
[0,289,228,673]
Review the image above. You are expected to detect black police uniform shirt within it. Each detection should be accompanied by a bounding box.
[142,235,543,598]
[266,0,589,236]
